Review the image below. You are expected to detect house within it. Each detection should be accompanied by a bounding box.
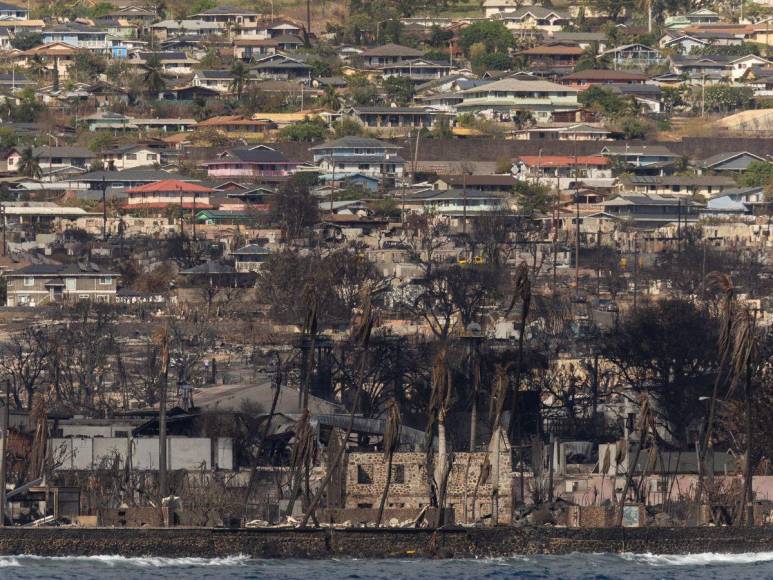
[548,31,607,51]
[200,145,297,180]
[16,42,80,79]
[702,187,765,216]
[310,136,405,181]
[518,123,612,141]
[608,83,663,114]
[106,5,156,24]
[359,43,423,67]
[600,145,680,169]
[513,155,612,182]
[729,54,772,81]
[192,70,234,92]
[457,78,579,123]
[159,85,222,102]
[5,263,119,307]
[242,18,303,39]
[669,54,735,79]
[191,6,260,34]
[42,23,117,53]
[232,243,270,272]
[519,42,584,70]
[493,7,570,34]
[403,188,507,219]
[343,106,450,132]
[700,151,768,173]
[194,210,258,226]
[602,194,702,228]
[6,146,95,174]
[233,34,303,60]
[0,1,29,20]
[483,0,522,17]
[434,174,517,193]
[132,117,196,133]
[379,58,452,82]
[128,51,199,75]
[665,9,720,29]
[560,69,647,89]
[195,115,277,137]
[101,144,163,170]
[620,175,737,198]
[659,33,710,53]
[123,179,213,209]
[82,111,137,132]
[600,44,664,70]
[149,19,223,41]
[251,53,312,81]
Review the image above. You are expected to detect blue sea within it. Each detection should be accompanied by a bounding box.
[1,552,772,579]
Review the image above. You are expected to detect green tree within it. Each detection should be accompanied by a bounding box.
[333,117,365,138]
[229,60,250,99]
[142,54,166,98]
[616,116,649,139]
[10,32,42,51]
[701,85,754,113]
[317,84,341,110]
[383,76,414,105]
[459,21,513,57]
[513,180,552,215]
[739,161,773,188]
[471,52,512,75]
[18,146,41,179]
[279,116,328,141]
[348,75,378,105]
[70,52,107,83]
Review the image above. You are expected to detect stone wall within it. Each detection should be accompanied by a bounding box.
[345,451,512,524]
[3,527,773,558]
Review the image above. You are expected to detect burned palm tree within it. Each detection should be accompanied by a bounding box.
[300,283,377,527]
[487,363,511,522]
[698,272,735,504]
[299,281,319,411]
[243,352,284,519]
[376,399,402,526]
[617,396,655,527]
[506,262,531,444]
[426,345,454,526]
[730,305,758,527]
[285,409,316,519]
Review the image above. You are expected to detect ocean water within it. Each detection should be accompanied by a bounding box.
[1,552,773,579]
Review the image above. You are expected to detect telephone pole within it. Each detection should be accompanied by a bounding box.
[0,380,9,527]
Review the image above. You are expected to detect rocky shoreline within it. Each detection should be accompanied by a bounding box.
[0,527,772,559]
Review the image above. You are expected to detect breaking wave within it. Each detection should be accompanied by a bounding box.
[622,552,773,566]
[0,554,250,567]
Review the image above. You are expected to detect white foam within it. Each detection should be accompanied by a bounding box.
[9,554,250,567]
[0,557,21,567]
[622,552,773,566]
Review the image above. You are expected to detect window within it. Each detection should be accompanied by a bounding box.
[356,464,373,484]
[66,278,76,291]
[146,153,157,161]
[78,295,89,301]
[125,154,137,160]
[99,276,112,285]
[23,277,34,287]
[394,464,405,484]
[114,430,128,438]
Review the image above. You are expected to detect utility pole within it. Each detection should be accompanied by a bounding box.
[101,177,108,241]
[701,73,706,118]
[178,186,184,236]
[633,233,639,311]
[552,170,559,294]
[573,136,580,293]
[158,331,170,506]
[0,380,9,527]
[462,170,467,236]
[1,202,6,257]
[306,0,311,37]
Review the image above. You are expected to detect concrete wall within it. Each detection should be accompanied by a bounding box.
[50,437,233,471]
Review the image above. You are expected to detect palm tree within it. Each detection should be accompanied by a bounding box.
[27,55,48,81]
[318,84,341,110]
[428,346,454,526]
[698,272,735,506]
[376,399,401,526]
[18,146,41,179]
[229,60,249,100]
[142,54,165,99]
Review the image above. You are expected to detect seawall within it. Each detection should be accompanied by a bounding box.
[0,527,772,559]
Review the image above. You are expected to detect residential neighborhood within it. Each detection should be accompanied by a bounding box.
[0,0,769,540]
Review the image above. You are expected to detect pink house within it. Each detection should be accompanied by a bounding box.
[201,145,298,180]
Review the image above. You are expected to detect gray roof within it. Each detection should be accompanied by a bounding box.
[232,244,270,255]
[196,70,233,79]
[9,262,118,277]
[31,146,95,159]
[179,260,236,275]
[79,169,196,183]
[310,136,402,151]
[701,151,766,168]
[407,188,504,201]
[360,43,423,58]
[194,6,258,15]
[625,175,736,186]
